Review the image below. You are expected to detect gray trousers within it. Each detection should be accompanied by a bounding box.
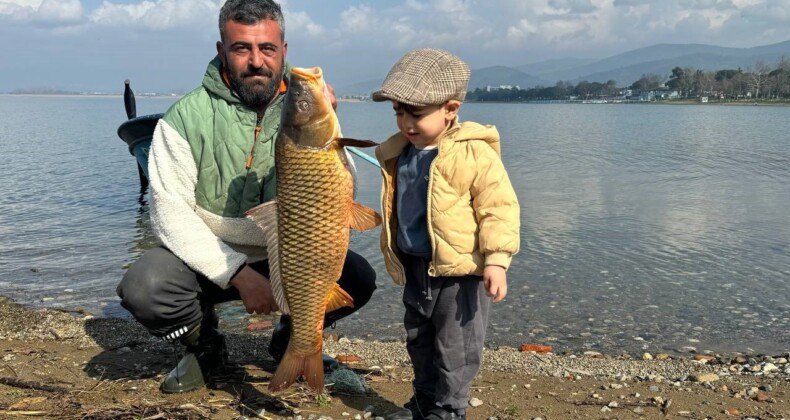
[117,246,376,339]
[401,254,490,411]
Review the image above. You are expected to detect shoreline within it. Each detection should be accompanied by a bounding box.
[0,93,180,99]
[4,93,790,107]
[10,291,787,359]
[1,295,788,419]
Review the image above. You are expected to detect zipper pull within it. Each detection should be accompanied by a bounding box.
[245,153,253,169]
[246,125,263,170]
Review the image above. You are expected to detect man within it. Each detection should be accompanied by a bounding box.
[117,0,376,394]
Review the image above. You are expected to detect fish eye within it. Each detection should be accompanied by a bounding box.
[298,100,310,111]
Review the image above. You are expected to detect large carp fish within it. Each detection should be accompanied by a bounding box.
[246,67,380,393]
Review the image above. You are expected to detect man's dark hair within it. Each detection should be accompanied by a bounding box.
[219,0,285,42]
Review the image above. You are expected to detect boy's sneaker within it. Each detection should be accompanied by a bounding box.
[385,393,435,420]
[384,408,414,420]
[424,407,465,420]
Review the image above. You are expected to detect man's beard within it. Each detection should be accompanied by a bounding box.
[226,57,284,109]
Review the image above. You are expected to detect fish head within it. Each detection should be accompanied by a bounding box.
[280,67,338,149]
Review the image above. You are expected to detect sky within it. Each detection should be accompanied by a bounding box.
[1,0,790,93]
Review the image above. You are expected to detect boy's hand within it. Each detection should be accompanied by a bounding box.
[483,265,508,303]
[327,83,337,110]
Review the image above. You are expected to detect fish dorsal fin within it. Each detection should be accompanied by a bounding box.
[338,138,378,148]
[350,201,382,231]
[325,283,354,313]
[245,201,290,314]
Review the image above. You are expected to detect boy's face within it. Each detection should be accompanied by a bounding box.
[393,100,460,149]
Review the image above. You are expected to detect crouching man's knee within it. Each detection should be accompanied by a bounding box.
[117,247,200,335]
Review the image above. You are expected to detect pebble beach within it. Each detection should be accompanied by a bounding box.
[0,296,788,419]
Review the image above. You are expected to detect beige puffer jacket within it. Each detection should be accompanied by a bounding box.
[375,120,521,285]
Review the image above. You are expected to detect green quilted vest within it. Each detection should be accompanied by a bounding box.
[162,57,292,217]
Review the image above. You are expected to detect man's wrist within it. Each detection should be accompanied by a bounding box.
[229,263,248,285]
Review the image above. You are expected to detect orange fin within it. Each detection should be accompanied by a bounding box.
[268,349,324,393]
[350,201,382,231]
[302,351,325,392]
[245,200,289,314]
[325,283,354,313]
[338,138,378,148]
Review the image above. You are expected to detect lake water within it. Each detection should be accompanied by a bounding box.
[1,95,788,356]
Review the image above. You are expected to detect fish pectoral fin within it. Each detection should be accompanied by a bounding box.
[338,137,379,148]
[245,200,277,226]
[245,200,290,314]
[349,201,382,231]
[325,283,354,312]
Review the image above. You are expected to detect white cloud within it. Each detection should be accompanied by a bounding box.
[738,0,790,24]
[548,0,596,15]
[433,0,471,13]
[404,0,427,11]
[613,0,652,5]
[3,0,790,93]
[0,0,82,23]
[89,0,218,29]
[296,0,488,52]
[284,10,324,36]
[500,0,609,48]
[339,4,373,33]
[0,0,39,20]
[506,18,539,43]
[731,0,762,6]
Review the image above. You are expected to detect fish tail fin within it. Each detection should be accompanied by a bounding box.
[268,349,325,393]
[269,350,305,392]
[302,350,325,392]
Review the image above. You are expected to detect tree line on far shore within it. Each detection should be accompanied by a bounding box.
[467,57,790,102]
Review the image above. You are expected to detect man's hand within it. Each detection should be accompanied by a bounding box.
[230,265,279,315]
[483,265,508,303]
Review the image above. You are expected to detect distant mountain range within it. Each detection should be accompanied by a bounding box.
[336,40,790,96]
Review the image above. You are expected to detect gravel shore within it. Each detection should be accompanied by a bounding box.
[0,296,788,419]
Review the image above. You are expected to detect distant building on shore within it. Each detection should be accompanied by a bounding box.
[485,85,521,92]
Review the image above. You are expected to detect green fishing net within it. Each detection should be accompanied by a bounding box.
[325,367,369,394]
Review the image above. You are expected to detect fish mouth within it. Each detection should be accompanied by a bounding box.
[282,66,338,148]
[290,66,332,109]
[291,67,322,81]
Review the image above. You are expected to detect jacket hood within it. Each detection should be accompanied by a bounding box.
[376,119,501,163]
[202,55,292,106]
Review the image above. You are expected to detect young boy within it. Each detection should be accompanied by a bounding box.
[373,48,521,420]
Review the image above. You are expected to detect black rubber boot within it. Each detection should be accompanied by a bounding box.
[267,314,291,362]
[161,309,228,393]
[268,314,340,372]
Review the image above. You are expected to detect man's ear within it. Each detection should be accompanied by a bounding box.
[216,41,225,66]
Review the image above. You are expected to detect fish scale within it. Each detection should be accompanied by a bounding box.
[277,140,352,353]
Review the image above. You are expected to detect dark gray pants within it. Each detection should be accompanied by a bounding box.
[401,254,490,411]
[117,246,376,339]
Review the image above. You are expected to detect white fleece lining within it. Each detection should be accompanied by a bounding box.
[148,120,249,288]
